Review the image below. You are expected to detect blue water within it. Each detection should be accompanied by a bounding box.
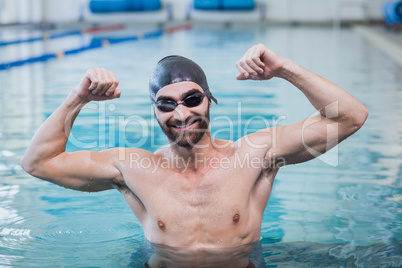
[0,24,401,267]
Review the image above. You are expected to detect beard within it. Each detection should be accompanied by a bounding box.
[157,108,210,148]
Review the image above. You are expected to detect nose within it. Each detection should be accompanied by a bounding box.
[173,104,191,121]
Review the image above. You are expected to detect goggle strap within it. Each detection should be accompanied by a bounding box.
[204,88,218,105]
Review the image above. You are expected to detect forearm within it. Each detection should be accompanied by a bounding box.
[278,59,368,125]
[21,90,88,173]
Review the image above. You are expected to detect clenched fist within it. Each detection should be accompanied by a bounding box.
[235,44,287,81]
[75,68,121,102]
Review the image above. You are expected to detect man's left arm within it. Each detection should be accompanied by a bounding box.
[236,44,369,166]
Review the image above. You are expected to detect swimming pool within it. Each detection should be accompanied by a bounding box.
[0,24,401,267]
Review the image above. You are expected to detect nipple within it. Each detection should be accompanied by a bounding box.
[233,213,240,223]
[158,220,166,231]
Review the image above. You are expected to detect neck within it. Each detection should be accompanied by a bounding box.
[167,132,215,172]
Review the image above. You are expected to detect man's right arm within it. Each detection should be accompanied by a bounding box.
[21,68,122,192]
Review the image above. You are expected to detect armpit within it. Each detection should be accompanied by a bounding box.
[112,177,130,194]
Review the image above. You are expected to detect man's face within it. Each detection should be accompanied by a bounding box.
[154,81,211,148]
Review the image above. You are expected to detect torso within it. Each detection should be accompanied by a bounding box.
[112,139,278,248]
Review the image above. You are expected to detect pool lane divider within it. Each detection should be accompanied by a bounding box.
[0,24,126,47]
[0,24,193,71]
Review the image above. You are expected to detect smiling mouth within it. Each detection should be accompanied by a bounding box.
[172,120,198,130]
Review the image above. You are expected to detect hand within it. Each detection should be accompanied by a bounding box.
[74,68,121,102]
[235,44,286,81]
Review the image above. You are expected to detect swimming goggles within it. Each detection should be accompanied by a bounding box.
[154,92,206,112]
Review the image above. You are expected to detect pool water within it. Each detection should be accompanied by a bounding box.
[0,24,401,267]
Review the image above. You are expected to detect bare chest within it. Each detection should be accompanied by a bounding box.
[120,154,275,246]
[151,168,251,209]
[137,169,266,243]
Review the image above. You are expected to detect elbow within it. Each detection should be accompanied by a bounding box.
[356,104,369,128]
[20,156,35,175]
[349,104,369,133]
[20,154,41,177]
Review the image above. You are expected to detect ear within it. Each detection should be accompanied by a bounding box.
[208,100,212,108]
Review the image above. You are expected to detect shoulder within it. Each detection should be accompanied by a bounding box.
[103,147,162,170]
[153,145,169,157]
[104,147,167,185]
[211,138,235,148]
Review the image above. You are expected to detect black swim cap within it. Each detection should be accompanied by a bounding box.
[149,55,218,104]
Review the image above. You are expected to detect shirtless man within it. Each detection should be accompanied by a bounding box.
[21,44,368,267]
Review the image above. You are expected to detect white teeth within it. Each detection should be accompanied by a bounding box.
[175,122,193,128]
